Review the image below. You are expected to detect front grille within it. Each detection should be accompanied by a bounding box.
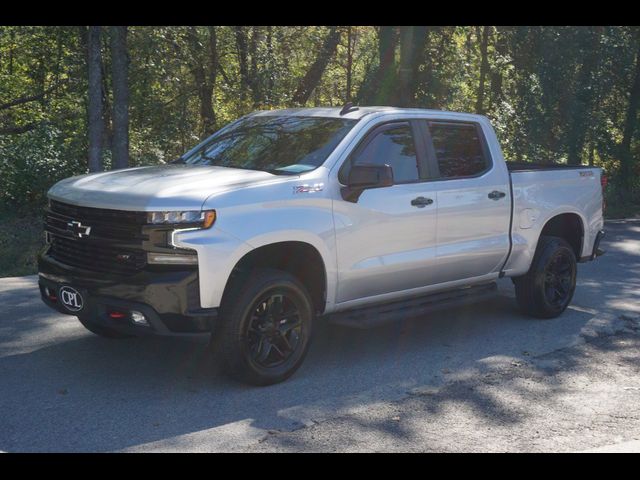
[47,200,148,242]
[49,235,146,276]
[50,200,147,225]
[44,201,149,275]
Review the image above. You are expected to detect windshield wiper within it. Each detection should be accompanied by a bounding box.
[170,157,186,164]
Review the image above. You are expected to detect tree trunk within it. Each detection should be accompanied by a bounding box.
[428,28,453,109]
[292,26,341,105]
[234,26,250,100]
[186,26,217,136]
[476,26,490,114]
[264,26,274,106]
[620,33,640,198]
[359,26,398,105]
[249,26,261,106]
[205,26,217,134]
[110,26,129,170]
[396,26,428,106]
[345,26,353,103]
[378,26,396,68]
[567,27,602,165]
[100,33,112,155]
[87,26,103,172]
[8,29,15,75]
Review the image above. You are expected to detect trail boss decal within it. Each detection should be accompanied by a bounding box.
[293,183,324,194]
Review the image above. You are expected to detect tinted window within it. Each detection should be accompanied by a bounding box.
[349,124,419,183]
[429,123,488,178]
[182,116,356,175]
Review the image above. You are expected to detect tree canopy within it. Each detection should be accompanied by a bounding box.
[1,26,639,210]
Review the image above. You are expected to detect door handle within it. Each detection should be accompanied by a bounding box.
[488,190,506,200]
[411,196,434,208]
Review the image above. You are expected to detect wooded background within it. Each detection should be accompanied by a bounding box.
[1,26,639,214]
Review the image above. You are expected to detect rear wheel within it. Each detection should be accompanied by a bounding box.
[514,236,577,319]
[213,269,314,386]
[77,316,133,339]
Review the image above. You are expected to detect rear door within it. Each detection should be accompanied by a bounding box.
[420,120,511,284]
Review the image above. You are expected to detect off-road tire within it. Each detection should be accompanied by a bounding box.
[513,236,577,319]
[213,268,314,386]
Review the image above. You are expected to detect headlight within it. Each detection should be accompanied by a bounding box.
[147,210,216,229]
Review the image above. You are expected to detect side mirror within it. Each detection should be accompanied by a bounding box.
[342,164,394,202]
[347,164,394,189]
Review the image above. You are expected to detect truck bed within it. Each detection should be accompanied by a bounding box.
[506,161,593,172]
[502,164,603,276]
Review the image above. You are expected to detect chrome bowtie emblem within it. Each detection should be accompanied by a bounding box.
[67,220,91,238]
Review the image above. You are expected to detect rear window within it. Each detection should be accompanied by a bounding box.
[428,123,489,179]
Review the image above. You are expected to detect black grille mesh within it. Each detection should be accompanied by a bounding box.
[49,235,146,275]
[45,201,148,275]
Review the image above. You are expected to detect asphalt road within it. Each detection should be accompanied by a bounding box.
[1,220,639,452]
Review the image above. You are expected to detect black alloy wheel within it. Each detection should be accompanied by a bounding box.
[214,269,314,386]
[543,250,574,310]
[246,292,304,369]
[514,236,577,319]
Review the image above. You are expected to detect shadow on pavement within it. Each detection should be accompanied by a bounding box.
[0,221,637,452]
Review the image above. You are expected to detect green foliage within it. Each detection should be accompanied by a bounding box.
[0,124,85,206]
[1,25,640,277]
[0,25,639,211]
[0,208,44,276]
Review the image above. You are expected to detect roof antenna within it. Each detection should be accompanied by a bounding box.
[340,102,359,116]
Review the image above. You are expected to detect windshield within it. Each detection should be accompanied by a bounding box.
[181,115,357,174]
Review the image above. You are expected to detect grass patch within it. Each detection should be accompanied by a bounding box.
[0,208,44,277]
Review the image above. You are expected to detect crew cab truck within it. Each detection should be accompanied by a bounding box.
[38,107,605,385]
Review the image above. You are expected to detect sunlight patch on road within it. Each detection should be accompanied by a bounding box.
[578,439,640,453]
[607,240,640,255]
[118,419,265,452]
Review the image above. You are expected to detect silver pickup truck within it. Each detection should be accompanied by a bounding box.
[39,106,606,385]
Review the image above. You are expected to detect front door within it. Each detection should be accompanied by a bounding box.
[333,121,439,304]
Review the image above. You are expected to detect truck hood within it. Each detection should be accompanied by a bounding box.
[48,164,279,211]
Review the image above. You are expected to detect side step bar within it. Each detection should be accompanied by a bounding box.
[326,282,498,329]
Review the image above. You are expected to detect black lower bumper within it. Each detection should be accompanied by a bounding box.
[38,250,217,336]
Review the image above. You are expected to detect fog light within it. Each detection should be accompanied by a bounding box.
[130,310,149,327]
[147,253,198,265]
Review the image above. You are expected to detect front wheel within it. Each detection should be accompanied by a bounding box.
[513,236,577,319]
[213,269,314,386]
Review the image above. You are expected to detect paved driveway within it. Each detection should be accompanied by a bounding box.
[1,220,639,452]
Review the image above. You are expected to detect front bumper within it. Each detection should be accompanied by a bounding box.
[38,249,217,336]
